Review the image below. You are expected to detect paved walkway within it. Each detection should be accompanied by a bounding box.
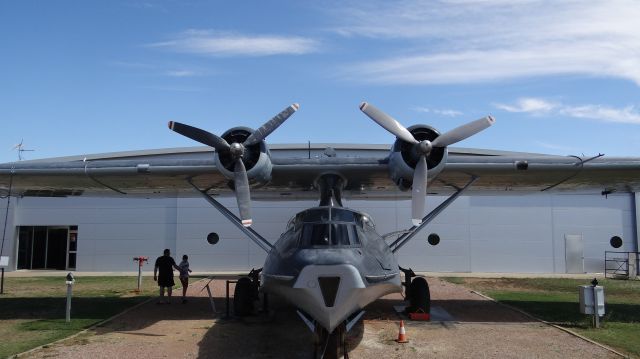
[19,277,620,359]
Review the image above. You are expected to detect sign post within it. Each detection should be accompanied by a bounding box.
[65,272,75,323]
[0,256,9,294]
[579,278,605,328]
[133,257,148,293]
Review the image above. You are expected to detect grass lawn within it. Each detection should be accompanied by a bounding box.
[445,277,640,358]
[0,276,161,358]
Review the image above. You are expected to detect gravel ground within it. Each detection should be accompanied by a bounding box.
[19,277,620,359]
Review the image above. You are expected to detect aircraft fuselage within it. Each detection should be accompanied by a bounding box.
[261,206,402,332]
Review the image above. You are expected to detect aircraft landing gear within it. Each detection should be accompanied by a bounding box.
[400,266,431,316]
[233,268,261,316]
[407,277,430,314]
[313,323,348,359]
[233,277,255,316]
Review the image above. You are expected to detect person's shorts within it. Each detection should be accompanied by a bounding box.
[158,276,175,287]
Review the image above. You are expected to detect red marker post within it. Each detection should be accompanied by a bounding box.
[133,256,148,293]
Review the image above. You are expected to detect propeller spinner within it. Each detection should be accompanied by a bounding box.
[360,102,494,225]
[168,103,299,227]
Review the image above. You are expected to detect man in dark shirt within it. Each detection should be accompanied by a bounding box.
[154,248,181,304]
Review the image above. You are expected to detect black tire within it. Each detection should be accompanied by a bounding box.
[234,277,254,316]
[407,277,430,314]
[314,326,344,359]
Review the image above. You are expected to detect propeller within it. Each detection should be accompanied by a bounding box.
[169,103,299,227]
[360,102,494,225]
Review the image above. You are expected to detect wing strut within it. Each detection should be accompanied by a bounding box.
[187,179,273,253]
[391,176,478,253]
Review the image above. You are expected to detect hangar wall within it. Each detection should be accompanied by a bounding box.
[0,197,16,269]
[10,197,178,272]
[2,192,638,273]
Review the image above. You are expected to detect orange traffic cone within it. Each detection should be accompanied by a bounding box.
[396,320,408,343]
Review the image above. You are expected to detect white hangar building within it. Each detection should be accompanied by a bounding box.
[1,194,638,274]
[0,145,639,275]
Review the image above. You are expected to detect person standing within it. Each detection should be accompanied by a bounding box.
[178,254,193,304]
[153,248,180,304]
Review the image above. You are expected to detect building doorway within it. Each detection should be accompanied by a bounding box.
[565,234,584,274]
[17,225,78,270]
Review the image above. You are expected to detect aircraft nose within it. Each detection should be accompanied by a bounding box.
[293,264,366,331]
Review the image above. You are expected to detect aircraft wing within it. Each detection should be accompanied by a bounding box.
[1,144,639,200]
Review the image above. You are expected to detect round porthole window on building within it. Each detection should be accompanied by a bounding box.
[207,232,220,245]
[610,236,623,249]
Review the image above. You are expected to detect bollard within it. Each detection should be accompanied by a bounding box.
[65,272,75,323]
[591,278,600,328]
[0,256,9,294]
[133,256,148,292]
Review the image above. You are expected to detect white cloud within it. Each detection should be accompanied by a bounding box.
[494,98,558,114]
[149,30,320,57]
[495,97,640,124]
[334,1,640,85]
[560,105,640,124]
[413,106,463,117]
[165,69,199,77]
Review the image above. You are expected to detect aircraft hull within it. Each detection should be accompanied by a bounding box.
[262,264,401,332]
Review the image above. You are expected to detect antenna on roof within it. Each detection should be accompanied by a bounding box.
[11,139,35,161]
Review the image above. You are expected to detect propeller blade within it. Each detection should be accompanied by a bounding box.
[243,103,300,146]
[360,102,418,144]
[431,116,495,148]
[412,155,427,226]
[234,159,252,227]
[168,121,231,152]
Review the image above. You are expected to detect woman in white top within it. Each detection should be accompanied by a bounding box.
[178,255,192,303]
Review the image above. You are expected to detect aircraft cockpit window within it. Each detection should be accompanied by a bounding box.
[302,224,330,246]
[330,208,356,223]
[300,223,360,247]
[331,224,360,246]
[301,209,330,223]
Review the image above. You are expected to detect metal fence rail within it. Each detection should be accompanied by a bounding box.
[605,251,639,279]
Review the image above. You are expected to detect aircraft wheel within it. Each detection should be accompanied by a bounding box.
[408,277,430,314]
[314,324,346,359]
[233,277,253,316]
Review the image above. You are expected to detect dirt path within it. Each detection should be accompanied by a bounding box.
[21,277,619,359]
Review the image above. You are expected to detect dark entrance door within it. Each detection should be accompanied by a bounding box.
[31,227,47,269]
[17,226,71,270]
[46,228,68,270]
[17,227,33,270]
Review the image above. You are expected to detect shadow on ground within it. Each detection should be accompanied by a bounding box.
[497,300,640,326]
[364,297,535,323]
[0,297,149,320]
[195,294,365,359]
[11,277,634,358]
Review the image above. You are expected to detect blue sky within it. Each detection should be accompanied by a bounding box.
[1,0,640,163]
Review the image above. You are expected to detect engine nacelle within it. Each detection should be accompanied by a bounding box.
[388,124,448,191]
[214,126,273,187]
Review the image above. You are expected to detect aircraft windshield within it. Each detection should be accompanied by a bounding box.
[297,208,362,248]
[300,223,360,247]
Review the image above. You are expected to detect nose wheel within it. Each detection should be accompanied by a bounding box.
[313,323,348,359]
